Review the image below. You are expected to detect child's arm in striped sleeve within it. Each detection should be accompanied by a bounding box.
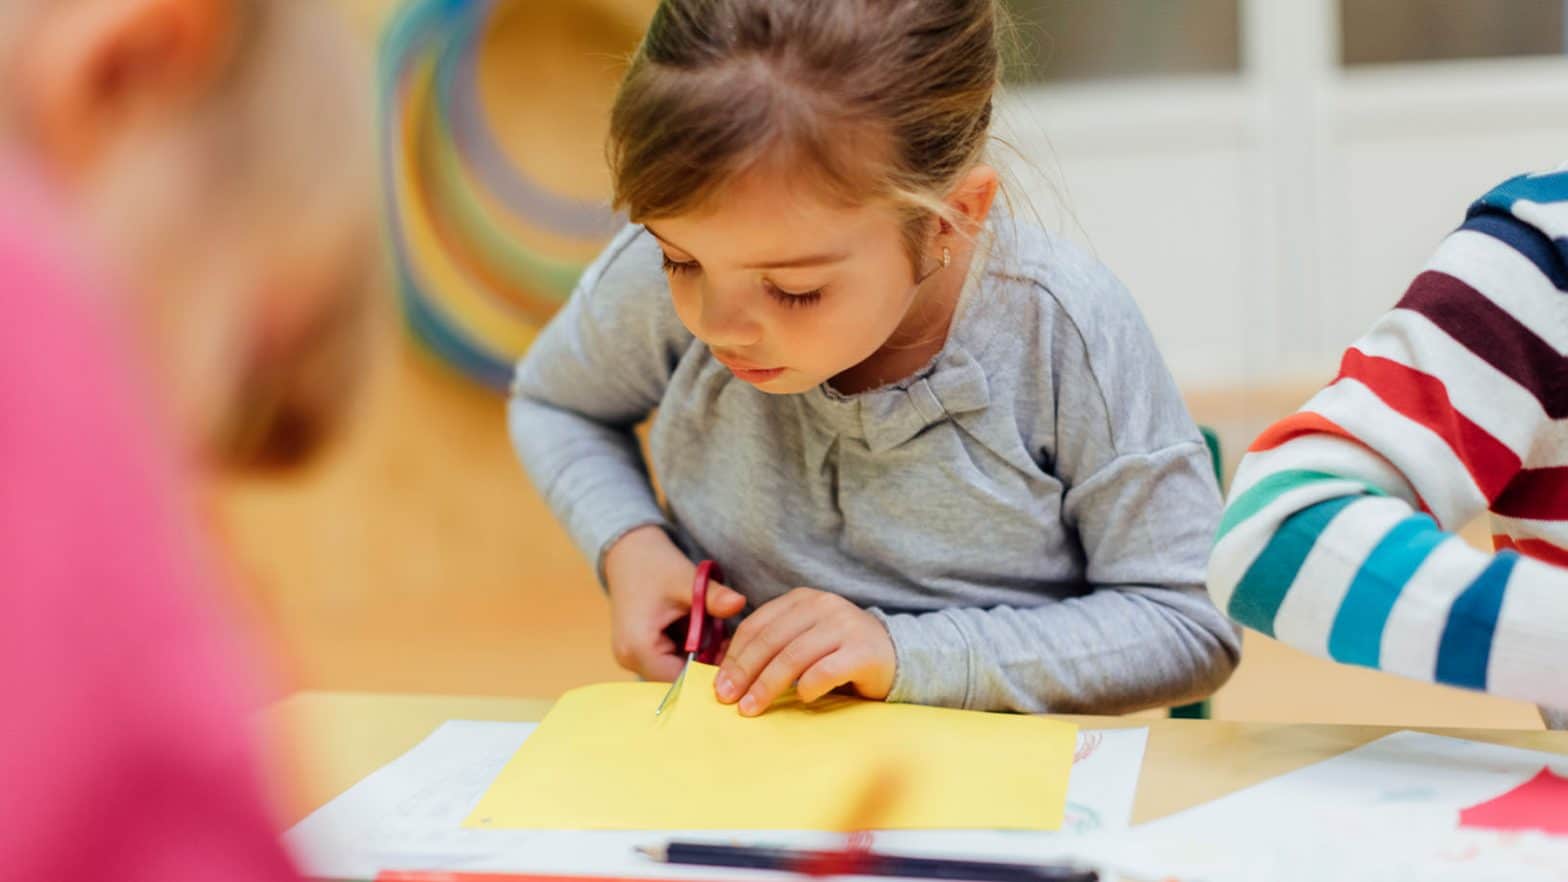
[1208,174,1568,707]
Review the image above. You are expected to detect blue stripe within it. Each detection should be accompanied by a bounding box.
[1459,212,1568,292]
[1466,170,1568,284]
[1472,171,1568,212]
[1434,552,1520,691]
[1327,514,1447,668]
[1228,496,1360,638]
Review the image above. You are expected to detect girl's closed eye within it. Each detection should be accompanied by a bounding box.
[661,254,700,276]
[662,251,823,309]
[764,280,824,309]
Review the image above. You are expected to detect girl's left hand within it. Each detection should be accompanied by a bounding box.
[713,588,896,716]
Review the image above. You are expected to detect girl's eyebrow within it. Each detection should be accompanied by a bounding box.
[645,225,849,270]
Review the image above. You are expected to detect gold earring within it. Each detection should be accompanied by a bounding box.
[917,246,953,285]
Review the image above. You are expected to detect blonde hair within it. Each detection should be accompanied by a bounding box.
[3,0,378,470]
[608,0,1004,267]
[175,0,380,469]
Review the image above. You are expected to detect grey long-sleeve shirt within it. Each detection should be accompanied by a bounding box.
[509,219,1240,714]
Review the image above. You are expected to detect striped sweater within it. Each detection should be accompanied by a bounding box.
[1208,164,1568,718]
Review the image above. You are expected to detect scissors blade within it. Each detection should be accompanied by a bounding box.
[655,652,695,716]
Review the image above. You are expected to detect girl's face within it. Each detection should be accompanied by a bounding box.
[648,168,933,395]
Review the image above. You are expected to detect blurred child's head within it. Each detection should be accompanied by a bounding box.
[1,0,377,470]
[609,0,1002,394]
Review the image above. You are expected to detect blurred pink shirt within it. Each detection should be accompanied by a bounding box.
[0,160,299,881]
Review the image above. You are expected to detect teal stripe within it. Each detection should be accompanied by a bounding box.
[1228,496,1360,638]
[1327,514,1447,668]
[1435,552,1520,691]
[1216,470,1369,544]
[1476,170,1568,212]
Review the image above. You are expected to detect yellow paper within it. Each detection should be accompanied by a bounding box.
[465,664,1076,831]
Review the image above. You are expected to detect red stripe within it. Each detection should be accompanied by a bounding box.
[1337,349,1520,501]
[1493,534,1568,567]
[1249,412,1356,453]
[1494,467,1568,520]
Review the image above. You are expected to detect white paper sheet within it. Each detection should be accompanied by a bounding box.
[284,720,1146,880]
[1061,727,1147,835]
[1099,730,1568,882]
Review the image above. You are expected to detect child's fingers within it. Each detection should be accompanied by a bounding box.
[639,645,687,683]
[738,625,841,716]
[614,632,679,679]
[715,591,815,702]
[718,588,806,664]
[652,630,676,656]
[631,618,684,682]
[704,580,747,618]
[796,648,863,704]
[719,614,816,705]
[650,602,692,659]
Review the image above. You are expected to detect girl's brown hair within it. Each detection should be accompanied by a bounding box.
[608,0,1003,267]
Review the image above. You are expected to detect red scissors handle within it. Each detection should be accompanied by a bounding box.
[685,560,726,661]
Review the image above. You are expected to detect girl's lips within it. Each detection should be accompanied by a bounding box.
[727,364,785,383]
[713,354,785,384]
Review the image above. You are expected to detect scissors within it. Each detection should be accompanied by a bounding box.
[654,560,730,716]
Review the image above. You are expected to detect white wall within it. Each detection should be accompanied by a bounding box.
[996,0,1568,392]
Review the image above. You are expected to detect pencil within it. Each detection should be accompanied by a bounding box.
[636,841,1099,882]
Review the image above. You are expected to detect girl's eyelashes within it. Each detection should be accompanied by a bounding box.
[764,281,824,309]
[661,253,823,308]
[661,254,699,276]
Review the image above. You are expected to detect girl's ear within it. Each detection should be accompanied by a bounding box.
[18,0,237,176]
[942,163,1000,239]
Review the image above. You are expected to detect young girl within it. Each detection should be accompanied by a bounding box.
[1,0,373,878]
[510,0,1239,716]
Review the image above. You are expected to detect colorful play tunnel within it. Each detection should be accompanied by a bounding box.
[380,0,651,389]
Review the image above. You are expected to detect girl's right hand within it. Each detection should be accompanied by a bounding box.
[603,526,747,682]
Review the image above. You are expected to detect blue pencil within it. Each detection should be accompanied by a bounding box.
[637,841,1099,882]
